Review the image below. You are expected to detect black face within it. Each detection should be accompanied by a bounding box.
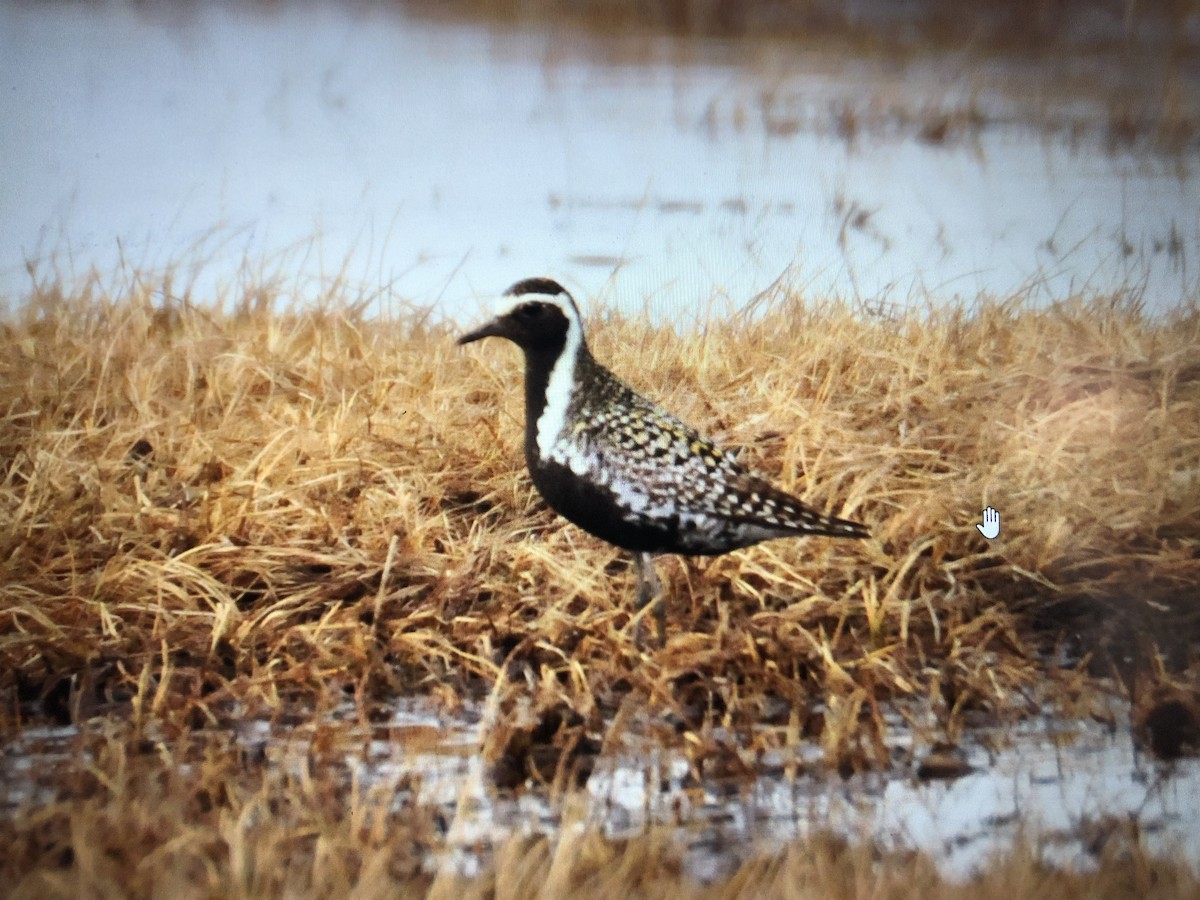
[457,299,571,352]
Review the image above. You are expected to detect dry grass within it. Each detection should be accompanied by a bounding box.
[2,272,1199,893]
[2,274,1198,733]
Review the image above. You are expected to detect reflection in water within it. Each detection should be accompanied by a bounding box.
[0,3,1196,318]
[5,701,1197,882]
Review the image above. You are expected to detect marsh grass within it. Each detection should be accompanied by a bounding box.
[2,271,1199,893]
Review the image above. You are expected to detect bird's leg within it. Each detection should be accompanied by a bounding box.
[633,552,665,649]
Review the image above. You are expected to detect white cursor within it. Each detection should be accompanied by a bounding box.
[976,506,1000,540]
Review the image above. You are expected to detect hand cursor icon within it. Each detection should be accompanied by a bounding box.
[976,506,1000,540]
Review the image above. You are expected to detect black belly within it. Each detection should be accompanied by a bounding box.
[528,456,692,555]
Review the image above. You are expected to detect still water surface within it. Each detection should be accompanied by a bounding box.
[1,2,1197,319]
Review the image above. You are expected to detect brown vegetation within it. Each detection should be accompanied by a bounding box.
[1,273,1198,893]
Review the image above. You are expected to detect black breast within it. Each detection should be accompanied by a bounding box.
[528,456,683,554]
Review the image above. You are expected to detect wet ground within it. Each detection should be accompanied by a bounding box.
[5,697,1198,882]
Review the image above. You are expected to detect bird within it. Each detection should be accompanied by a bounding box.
[458,277,868,646]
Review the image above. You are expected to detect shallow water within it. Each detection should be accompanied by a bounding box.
[1,2,1197,319]
[6,700,1196,882]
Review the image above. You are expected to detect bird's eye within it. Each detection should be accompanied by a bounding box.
[517,303,546,319]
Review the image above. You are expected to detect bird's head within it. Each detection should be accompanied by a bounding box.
[457,278,585,355]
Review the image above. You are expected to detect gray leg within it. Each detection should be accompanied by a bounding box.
[633,552,665,648]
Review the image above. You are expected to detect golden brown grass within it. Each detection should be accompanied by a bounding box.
[3,276,1199,736]
[2,273,1199,893]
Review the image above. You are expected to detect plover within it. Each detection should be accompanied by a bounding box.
[459,278,868,645]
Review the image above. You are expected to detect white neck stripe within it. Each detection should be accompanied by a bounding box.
[533,292,584,458]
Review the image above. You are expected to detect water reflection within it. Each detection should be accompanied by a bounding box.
[7,700,1194,882]
[1,2,1196,318]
